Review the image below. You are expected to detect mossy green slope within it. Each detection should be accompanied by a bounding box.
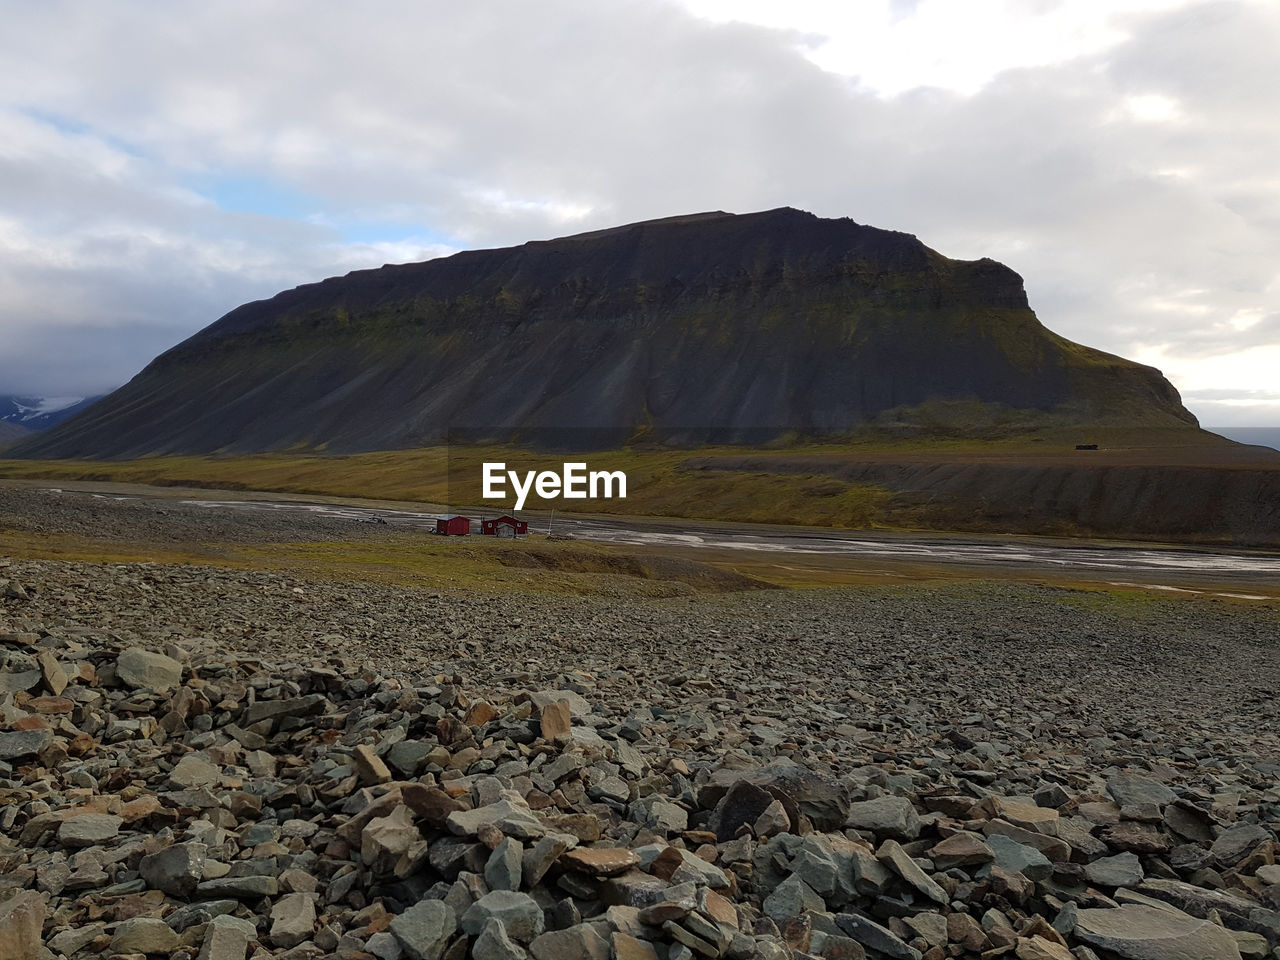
[17,207,1196,459]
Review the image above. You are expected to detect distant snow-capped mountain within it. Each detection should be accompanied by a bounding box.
[0,395,105,431]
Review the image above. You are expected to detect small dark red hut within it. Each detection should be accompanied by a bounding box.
[435,514,471,536]
[481,515,529,537]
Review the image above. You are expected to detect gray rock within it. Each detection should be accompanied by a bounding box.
[47,923,107,957]
[630,797,689,835]
[702,764,850,832]
[1085,851,1144,889]
[57,813,122,848]
[1211,824,1270,865]
[447,799,546,840]
[116,647,183,691]
[845,796,921,841]
[0,729,53,761]
[112,916,180,954]
[835,912,923,960]
[904,912,948,948]
[1106,773,1176,809]
[0,669,40,694]
[762,874,824,921]
[390,899,457,960]
[475,918,528,960]
[197,914,257,960]
[1075,904,1242,960]
[985,833,1052,881]
[879,839,947,904]
[708,780,776,841]
[140,841,207,897]
[462,890,545,942]
[526,689,592,716]
[388,739,435,776]
[170,752,220,788]
[485,837,524,892]
[523,834,575,886]
[196,875,279,898]
[529,923,611,960]
[367,931,406,960]
[243,693,328,725]
[269,892,317,948]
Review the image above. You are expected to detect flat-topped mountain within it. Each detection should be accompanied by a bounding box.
[17,207,1197,457]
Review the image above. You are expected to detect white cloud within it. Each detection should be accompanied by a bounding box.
[0,0,1275,424]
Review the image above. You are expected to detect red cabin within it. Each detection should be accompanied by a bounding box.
[481,515,529,537]
[435,514,471,536]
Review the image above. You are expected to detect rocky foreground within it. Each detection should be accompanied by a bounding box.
[2,553,1280,960]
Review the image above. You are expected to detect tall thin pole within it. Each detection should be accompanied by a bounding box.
[546,508,554,537]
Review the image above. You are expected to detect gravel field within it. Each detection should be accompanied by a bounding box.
[2,490,1280,960]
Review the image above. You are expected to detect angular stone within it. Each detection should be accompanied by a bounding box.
[1106,773,1177,809]
[1016,935,1075,960]
[560,846,640,877]
[388,740,435,777]
[242,693,328,725]
[540,699,572,740]
[0,669,40,694]
[140,841,207,897]
[708,779,775,841]
[701,764,849,832]
[462,890,545,942]
[269,892,317,949]
[475,917,526,960]
[402,783,465,827]
[170,752,220,789]
[362,803,423,877]
[0,890,46,960]
[904,912,947,948]
[485,837,523,891]
[196,875,279,898]
[986,833,1052,881]
[112,916,181,954]
[1104,821,1172,854]
[612,932,661,960]
[1075,904,1242,960]
[198,913,256,960]
[526,689,591,716]
[845,796,921,841]
[1212,824,1271,866]
[879,839,947,904]
[1085,851,1144,889]
[352,742,393,785]
[835,913,922,960]
[763,874,824,921]
[927,832,994,869]
[57,813,122,848]
[630,797,689,835]
[649,846,730,889]
[116,647,183,691]
[523,833,575,886]
[0,729,53,761]
[447,799,545,840]
[37,649,68,695]
[47,923,106,956]
[390,899,457,960]
[753,798,791,839]
[529,923,611,960]
[982,796,1059,834]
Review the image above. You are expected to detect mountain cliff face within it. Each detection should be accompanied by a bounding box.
[17,208,1197,458]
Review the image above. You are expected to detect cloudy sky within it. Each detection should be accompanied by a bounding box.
[1,0,1276,425]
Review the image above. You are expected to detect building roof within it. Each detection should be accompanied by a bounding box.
[439,514,469,521]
